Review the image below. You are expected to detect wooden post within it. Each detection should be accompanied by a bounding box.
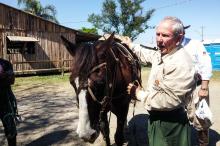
[61,59,64,76]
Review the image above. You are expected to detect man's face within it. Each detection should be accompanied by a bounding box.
[156,21,181,55]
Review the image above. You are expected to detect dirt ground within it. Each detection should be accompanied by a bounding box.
[0,78,220,146]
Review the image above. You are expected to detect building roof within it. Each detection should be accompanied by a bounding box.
[0,2,101,41]
[7,36,39,42]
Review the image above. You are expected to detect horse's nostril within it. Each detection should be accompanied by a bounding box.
[81,131,98,143]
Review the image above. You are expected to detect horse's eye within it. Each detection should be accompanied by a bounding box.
[95,69,100,73]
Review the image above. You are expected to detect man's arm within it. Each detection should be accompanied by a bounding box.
[0,60,15,86]
[196,41,212,99]
[120,37,157,64]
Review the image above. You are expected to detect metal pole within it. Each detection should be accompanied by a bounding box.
[201,26,204,42]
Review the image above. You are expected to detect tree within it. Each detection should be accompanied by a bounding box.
[17,0,59,23]
[88,0,155,40]
[80,27,98,35]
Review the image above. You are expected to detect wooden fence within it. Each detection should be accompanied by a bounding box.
[13,59,72,76]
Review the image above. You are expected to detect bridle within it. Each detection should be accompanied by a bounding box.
[87,62,107,103]
[71,61,107,107]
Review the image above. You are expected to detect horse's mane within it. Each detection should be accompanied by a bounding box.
[71,43,96,79]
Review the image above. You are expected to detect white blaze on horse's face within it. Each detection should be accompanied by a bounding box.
[75,78,96,140]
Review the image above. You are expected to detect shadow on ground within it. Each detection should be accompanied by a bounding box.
[0,82,86,146]
[25,130,70,146]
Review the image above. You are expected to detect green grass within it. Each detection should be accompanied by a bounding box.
[141,67,151,79]
[13,73,70,89]
[141,67,220,82]
[211,71,220,81]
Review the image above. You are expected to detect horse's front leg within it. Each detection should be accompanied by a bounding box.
[114,105,129,146]
[99,110,110,146]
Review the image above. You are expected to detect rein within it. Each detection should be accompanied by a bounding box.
[114,42,141,116]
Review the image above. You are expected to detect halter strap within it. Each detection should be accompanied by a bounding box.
[88,86,101,104]
[88,62,107,76]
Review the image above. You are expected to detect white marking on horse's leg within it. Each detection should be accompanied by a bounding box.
[75,77,79,88]
[76,89,96,139]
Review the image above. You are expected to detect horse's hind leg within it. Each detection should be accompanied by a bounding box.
[99,111,111,146]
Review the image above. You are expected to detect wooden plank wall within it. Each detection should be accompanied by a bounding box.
[0,3,76,74]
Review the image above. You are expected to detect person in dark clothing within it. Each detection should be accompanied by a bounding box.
[0,58,18,146]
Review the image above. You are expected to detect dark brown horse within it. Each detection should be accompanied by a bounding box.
[61,33,141,146]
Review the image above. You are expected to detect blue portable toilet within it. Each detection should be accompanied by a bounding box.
[204,42,220,71]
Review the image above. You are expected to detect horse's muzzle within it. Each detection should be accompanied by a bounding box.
[80,130,99,143]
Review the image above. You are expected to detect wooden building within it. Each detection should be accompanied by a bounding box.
[0,3,99,75]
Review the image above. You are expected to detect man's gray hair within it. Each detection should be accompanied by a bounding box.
[161,16,184,37]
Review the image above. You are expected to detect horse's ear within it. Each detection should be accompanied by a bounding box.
[61,35,77,56]
[105,32,115,45]
[97,32,115,56]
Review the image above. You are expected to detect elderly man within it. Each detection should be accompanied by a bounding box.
[127,16,197,146]
[0,58,17,146]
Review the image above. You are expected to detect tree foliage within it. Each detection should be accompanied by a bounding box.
[17,0,59,23]
[80,27,98,35]
[88,0,155,40]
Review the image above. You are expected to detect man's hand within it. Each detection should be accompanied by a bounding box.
[199,80,209,100]
[198,88,209,100]
[121,36,132,48]
[127,83,142,100]
[127,83,135,95]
